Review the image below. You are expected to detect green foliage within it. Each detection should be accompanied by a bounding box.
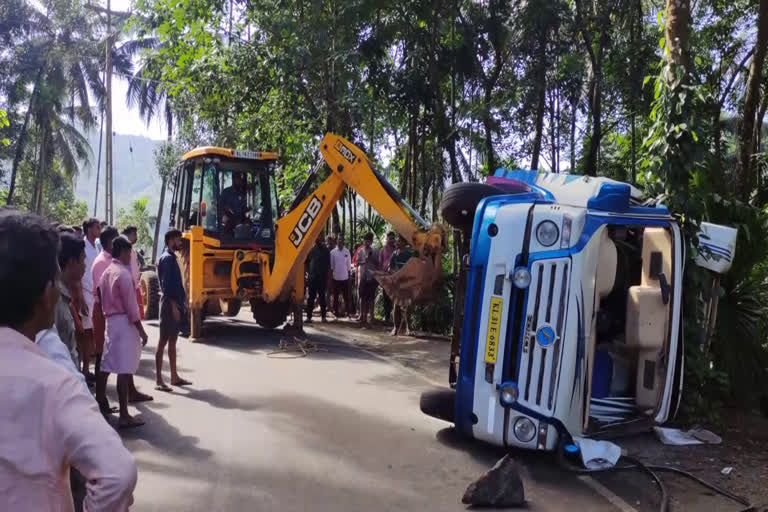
[153,140,182,181]
[356,214,387,245]
[0,110,8,147]
[116,198,156,252]
[49,199,89,226]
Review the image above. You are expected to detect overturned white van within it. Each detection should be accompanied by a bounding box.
[422,170,736,450]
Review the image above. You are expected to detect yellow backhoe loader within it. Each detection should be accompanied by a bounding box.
[140,133,446,339]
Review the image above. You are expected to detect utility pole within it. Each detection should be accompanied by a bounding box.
[104,0,114,223]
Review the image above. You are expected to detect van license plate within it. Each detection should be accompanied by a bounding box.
[484,296,503,364]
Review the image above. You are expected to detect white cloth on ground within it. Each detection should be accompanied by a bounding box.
[573,437,621,470]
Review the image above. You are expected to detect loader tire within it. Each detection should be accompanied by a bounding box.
[140,271,161,320]
[220,299,241,317]
[440,183,505,232]
[250,298,290,329]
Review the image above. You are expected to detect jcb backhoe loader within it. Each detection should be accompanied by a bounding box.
[141,133,445,339]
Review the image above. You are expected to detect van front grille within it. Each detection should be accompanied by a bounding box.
[517,258,570,414]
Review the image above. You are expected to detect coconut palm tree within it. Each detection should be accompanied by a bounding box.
[122,35,177,261]
[5,0,132,206]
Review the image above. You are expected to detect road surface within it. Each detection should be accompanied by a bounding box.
[116,312,630,511]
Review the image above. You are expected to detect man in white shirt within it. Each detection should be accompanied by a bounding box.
[80,218,101,379]
[329,236,352,318]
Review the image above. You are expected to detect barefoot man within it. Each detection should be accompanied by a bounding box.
[155,229,191,392]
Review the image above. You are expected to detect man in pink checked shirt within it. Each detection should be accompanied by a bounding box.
[121,226,144,320]
[98,236,150,428]
[0,209,136,512]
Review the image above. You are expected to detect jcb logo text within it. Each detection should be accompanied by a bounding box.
[290,196,323,247]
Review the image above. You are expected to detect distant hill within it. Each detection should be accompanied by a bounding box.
[75,131,171,238]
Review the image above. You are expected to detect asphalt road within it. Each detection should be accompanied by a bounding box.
[116,312,624,511]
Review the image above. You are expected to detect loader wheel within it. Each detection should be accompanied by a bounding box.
[190,308,203,340]
[250,298,290,329]
[140,271,161,320]
[440,183,505,232]
[205,299,222,316]
[220,299,242,317]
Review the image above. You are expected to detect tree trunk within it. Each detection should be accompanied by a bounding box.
[570,96,577,172]
[33,124,49,214]
[483,83,496,174]
[530,33,547,170]
[586,59,602,176]
[7,68,43,205]
[738,0,768,200]
[665,0,692,70]
[151,176,167,262]
[550,89,556,173]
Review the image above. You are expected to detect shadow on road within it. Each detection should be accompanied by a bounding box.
[120,401,213,460]
[189,318,383,364]
[174,387,261,411]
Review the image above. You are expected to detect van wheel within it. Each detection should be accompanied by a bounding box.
[420,388,456,423]
[140,271,160,320]
[220,299,242,317]
[440,183,505,232]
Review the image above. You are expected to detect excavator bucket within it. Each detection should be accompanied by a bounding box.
[375,225,446,305]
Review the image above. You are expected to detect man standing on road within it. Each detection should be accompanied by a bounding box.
[388,236,416,336]
[122,226,144,319]
[356,232,378,327]
[0,210,137,511]
[93,227,119,415]
[155,229,192,392]
[305,237,331,323]
[56,233,87,368]
[80,218,101,382]
[98,236,149,428]
[378,231,397,323]
[330,236,352,318]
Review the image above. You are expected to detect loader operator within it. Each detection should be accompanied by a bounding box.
[221,171,248,232]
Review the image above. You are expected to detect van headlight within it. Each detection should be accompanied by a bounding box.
[536,220,559,247]
[513,417,536,442]
[511,267,531,289]
[499,382,519,406]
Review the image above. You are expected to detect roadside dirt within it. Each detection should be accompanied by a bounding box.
[612,412,768,511]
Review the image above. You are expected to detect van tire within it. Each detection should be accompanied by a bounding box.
[140,271,160,320]
[420,388,456,423]
[440,183,505,232]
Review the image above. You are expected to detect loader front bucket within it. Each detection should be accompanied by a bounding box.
[375,225,445,305]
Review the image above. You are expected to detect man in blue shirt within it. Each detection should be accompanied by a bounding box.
[155,229,191,391]
[221,171,248,229]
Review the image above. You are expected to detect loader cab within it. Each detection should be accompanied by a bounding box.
[170,147,281,247]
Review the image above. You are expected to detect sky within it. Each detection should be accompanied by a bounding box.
[111,77,167,140]
[106,0,167,140]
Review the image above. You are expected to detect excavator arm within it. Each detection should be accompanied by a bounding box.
[260,133,445,303]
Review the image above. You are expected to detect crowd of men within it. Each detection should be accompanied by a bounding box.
[305,230,415,335]
[0,209,192,511]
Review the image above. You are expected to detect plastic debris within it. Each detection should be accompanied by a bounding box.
[654,426,722,446]
[573,437,621,470]
[721,467,733,476]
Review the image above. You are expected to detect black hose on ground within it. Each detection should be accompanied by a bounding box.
[556,438,754,512]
